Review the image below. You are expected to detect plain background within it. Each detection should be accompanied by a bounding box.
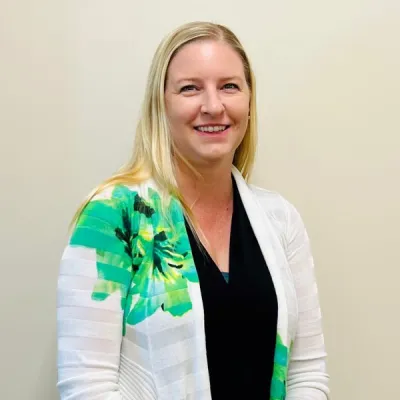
[1,0,399,399]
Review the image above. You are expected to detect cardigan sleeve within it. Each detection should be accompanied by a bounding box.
[57,190,134,399]
[284,199,330,400]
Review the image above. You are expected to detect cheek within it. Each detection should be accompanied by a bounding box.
[168,100,199,128]
[231,102,250,126]
[226,94,249,117]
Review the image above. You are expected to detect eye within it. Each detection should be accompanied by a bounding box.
[223,83,240,91]
[180,85,198,93]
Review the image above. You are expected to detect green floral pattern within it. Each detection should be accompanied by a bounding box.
[70,185,199,332]
[127,188,199,325]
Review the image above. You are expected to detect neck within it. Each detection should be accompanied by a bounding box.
[175,158,233,210]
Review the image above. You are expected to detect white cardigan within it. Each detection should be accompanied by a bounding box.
[57,168,330,399]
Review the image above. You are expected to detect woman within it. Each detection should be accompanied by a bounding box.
[57,21,330,399]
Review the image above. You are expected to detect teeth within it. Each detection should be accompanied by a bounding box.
[197,126,227,133]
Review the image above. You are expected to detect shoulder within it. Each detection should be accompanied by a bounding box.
[75,177,161,226]
[88,177,158,205]
[249,184,306,240]
[70,178,161,243]
[250,184,299,221]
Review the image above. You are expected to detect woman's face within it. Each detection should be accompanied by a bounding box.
[165,39,250,169]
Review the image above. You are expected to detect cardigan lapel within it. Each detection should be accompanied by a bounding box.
[232,168,292,400]
[232,167,289,343]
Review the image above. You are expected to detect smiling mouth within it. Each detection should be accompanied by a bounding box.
[194,125,230,133]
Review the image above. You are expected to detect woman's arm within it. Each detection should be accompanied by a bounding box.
[57,190,134,399]
[284,199,330,400]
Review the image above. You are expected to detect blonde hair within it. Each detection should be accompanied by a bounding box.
[70,21,258,229]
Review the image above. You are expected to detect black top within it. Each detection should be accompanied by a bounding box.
[185,178,278,399]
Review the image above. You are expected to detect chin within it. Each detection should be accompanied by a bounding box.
[194,150,234,166]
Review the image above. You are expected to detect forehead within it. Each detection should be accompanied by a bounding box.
[167,40,245,80]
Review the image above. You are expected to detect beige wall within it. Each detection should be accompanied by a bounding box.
[1,1,399,398]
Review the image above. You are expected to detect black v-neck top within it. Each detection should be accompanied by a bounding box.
[185,178,278,399]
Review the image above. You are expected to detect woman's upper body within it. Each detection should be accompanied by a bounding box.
[57,21,329,399]
[57,168,329,399]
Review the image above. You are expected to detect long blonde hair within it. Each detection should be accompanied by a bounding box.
[70,21,258,229]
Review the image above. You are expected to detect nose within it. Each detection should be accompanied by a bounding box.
[200,89,225,116]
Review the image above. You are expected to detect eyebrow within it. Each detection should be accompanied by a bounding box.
[175,76,244,85]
